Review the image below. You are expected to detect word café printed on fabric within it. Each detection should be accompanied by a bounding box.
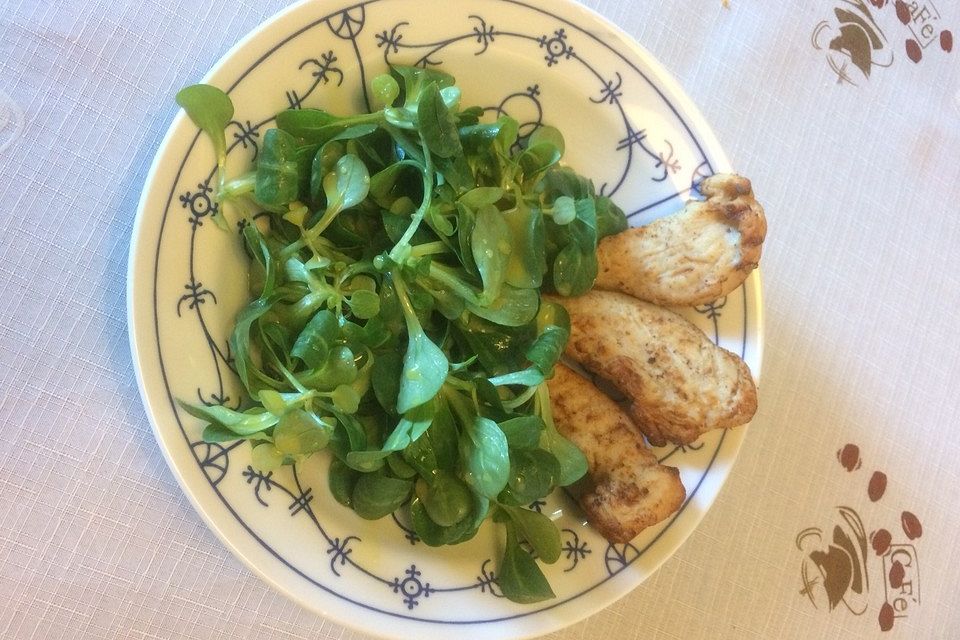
[811,0,953,85]
[796,444,923,633]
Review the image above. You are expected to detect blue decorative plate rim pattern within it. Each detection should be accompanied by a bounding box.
[129,0,760,635]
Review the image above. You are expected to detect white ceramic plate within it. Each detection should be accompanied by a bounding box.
[127,1,763,638]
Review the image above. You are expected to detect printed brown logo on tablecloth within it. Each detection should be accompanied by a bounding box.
[812,0,953,84]
[795,444,922,632]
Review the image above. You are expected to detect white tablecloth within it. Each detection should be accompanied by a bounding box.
[2,0,959,638]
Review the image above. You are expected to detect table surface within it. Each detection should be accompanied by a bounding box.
[2,0,959,638]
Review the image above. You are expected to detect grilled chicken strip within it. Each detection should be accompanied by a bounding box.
[548,363,685,542]
[595,174,766,306]
[547,289,757,446]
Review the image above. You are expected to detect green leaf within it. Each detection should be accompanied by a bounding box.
[232,296,285,395]
[456,203,478,276]
[329,411,368,461]
[403,400,458,476]
[255,128,300,206]
[293,143,320,200]
[251,442,292,471]
[330,385,361,414]
[525,325,568,375]
[502,504,561,563]
[176,84,235,227]
[527,125,565,156]
[503,205,545,289]
[385,401,435,450]
[535,300,570,333]
[310,141,344,204]
[417,82,462,159]
[409,496,448,546]
[497,416,544,449]
[499,449,560,507]
[446,494,489,546]
[344,449,389,472]
[459,187,504,209]
[348,289,380,319]
[540,165,594,201]
[351,471,413,519]
[465,285,539,327]
[202,422,262,443]
[347,401,434,469]
[178,401,278,437]
[329,458,360,507]
[391,65,455,108]
[371,73,400,109]
[460,416,510,498]
[595,195,628,238]
[369,161,423,209]
[275,108,380,145]
[409,496,464,546]
[274,409,332,455]
[497,520,555,604]
[439,86,461,111]
[495,116,520,154]
[516,138,563,179]
[487,368,544,387]
[323,153,370,214]
[175,84,233,161]
[386,453,417,479]
[276,108,338,138]
[416,472,472,527]
[471,205,511,303]
[397,326,449,414]
[459,119,509,154]
[539,168,604,299]
[371,350,403,414]
[361,316,393,349]
[539,425,588,487]
[457,105,484,126]
[474,378,508,422]
[291,310,338,369]
[425,204,456,237]
[455,314,535,376]
[345,399,435,469]
[258,389,290,416]
[554,249,593,297]
[300,345,359,390]
[552,196,576,225]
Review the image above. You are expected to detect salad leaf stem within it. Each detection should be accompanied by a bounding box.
[388,129,434,263]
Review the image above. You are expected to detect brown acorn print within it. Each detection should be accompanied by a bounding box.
[889,559,905,588]
[942,30,954,53]
[869,0,887,7]
[837,444,861,471]
[901,511,923,539]
[871,528,891,556]
[906,39,922,63]
[895,0,911,25]
[868,471,887,502]
[879,602,895,631]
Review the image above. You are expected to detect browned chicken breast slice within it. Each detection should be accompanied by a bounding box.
[595,174,766,306]
[546,289,757,446]
[548,363,685,542]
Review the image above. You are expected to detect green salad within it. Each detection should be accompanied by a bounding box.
[176,65,627,603]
